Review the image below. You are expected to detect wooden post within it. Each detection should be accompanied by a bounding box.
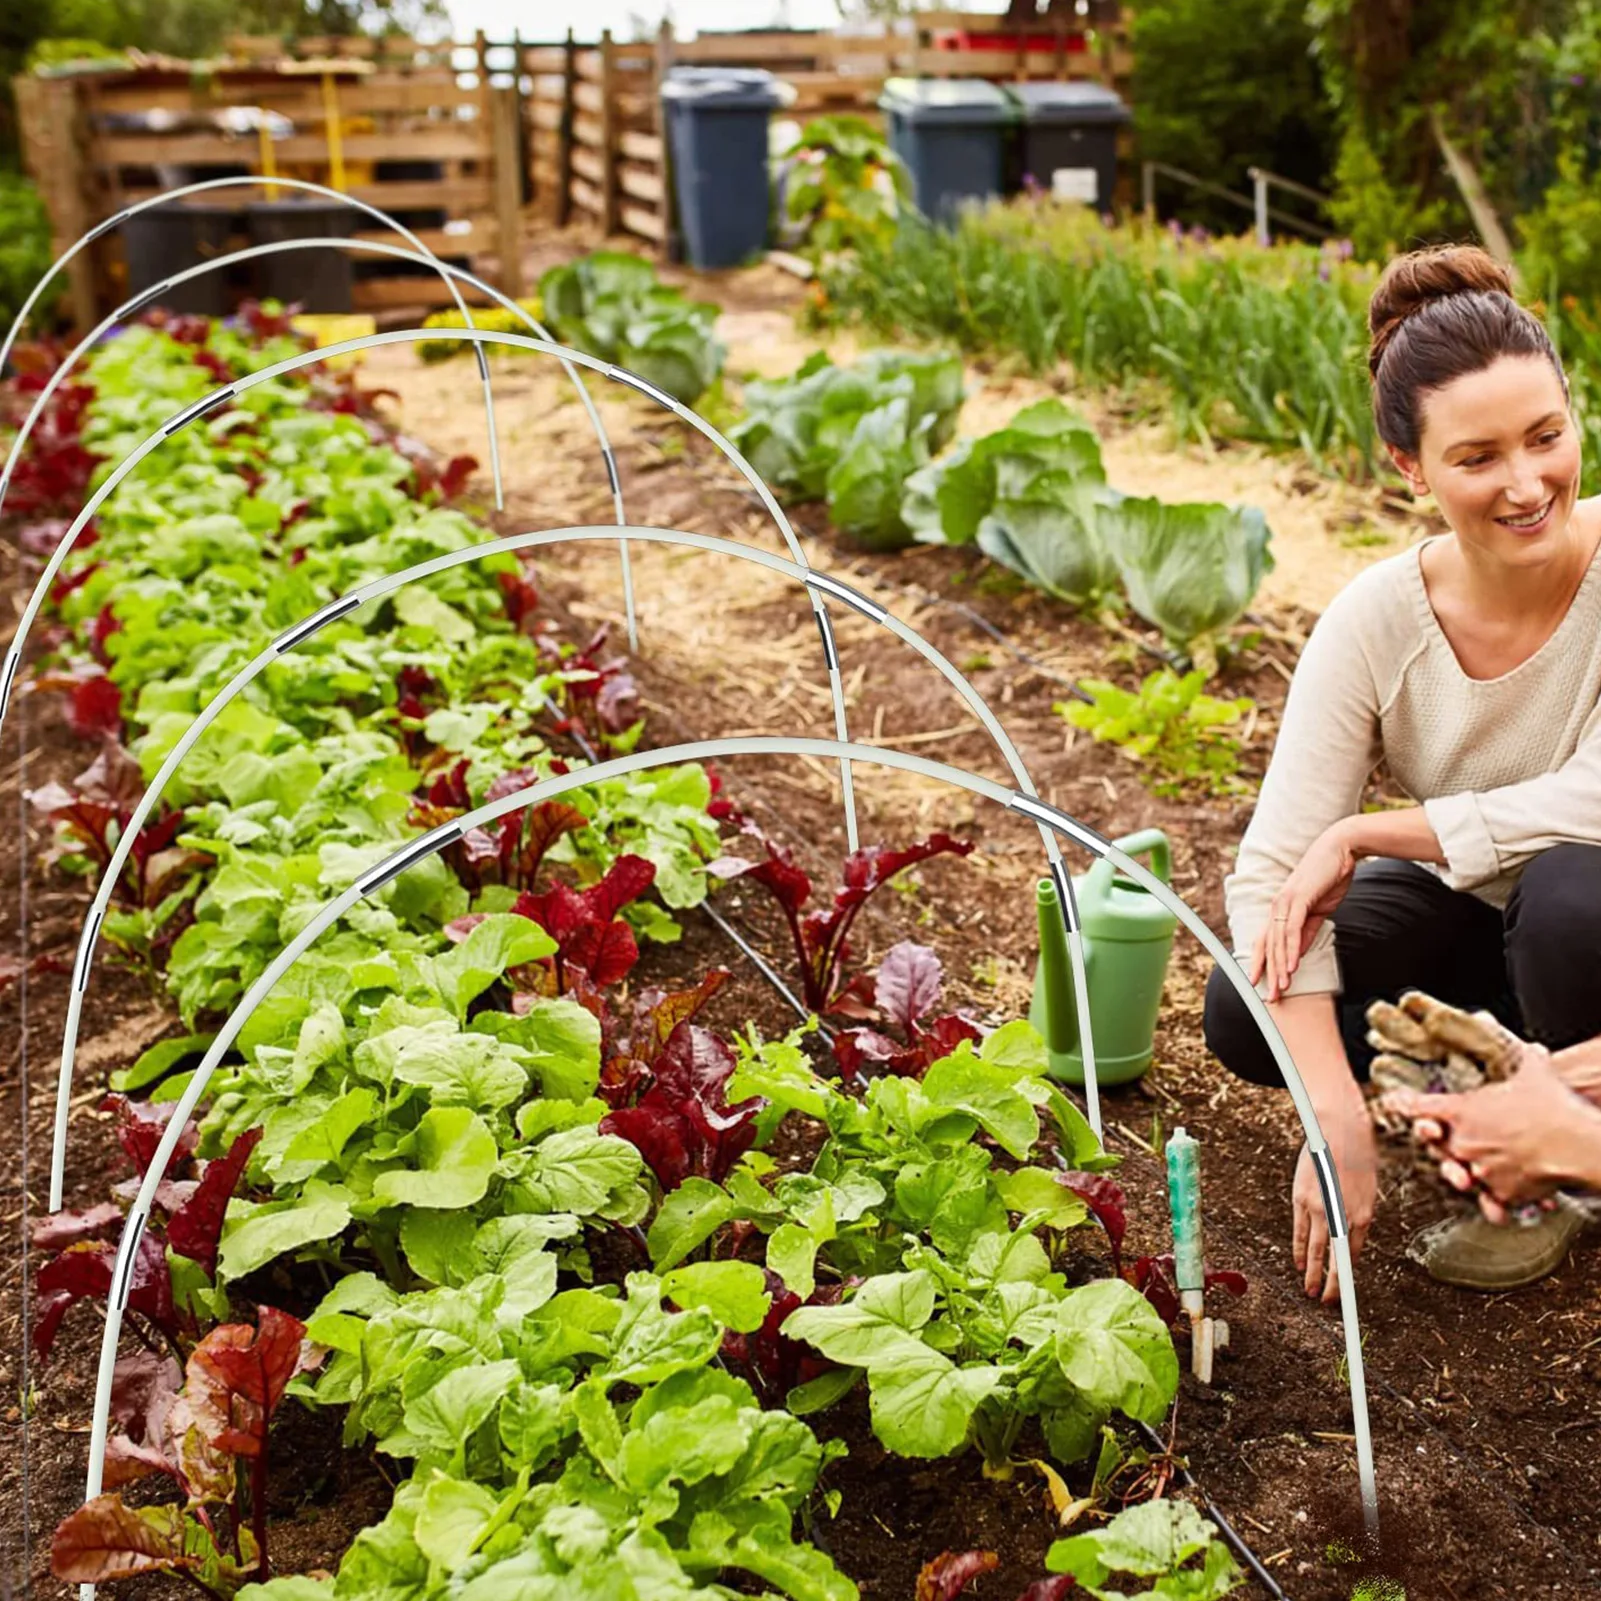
[475,29,493,130]
[513,29,531,204]
[1141,160,1155,223]
[656,19,676,261]
[599,30,620,237]
[492,85,524,298]
[14,75,97,332]
[556,29,576,227]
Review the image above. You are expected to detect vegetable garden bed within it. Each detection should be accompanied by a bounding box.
[2,250,1599,1601]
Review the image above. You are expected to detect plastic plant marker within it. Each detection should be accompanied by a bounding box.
[49,523,1102,1209]
[73,737,1378,1601]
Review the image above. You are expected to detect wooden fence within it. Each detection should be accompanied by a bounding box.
[14,35,525,331]
[526,10,1136,250]
[14,13,1137,331]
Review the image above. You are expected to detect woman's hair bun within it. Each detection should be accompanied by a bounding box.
[1368,244,1514,380]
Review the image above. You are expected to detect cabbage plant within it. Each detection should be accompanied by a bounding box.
[729,349,965,549]
[902,399,1121,605]
[1098,496,1274,650]
[539,251,725,405]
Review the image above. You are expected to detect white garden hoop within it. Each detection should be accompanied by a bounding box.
[0,176,508,511]
[47,524,1107,1212]
[0,236,643,649]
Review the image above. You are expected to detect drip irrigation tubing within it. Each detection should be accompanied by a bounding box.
[544,694,1289,1596]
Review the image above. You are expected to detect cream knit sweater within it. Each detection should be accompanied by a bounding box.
[1224,531,1601,998]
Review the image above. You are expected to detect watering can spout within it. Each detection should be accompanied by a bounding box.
[1029,875,1082,1065]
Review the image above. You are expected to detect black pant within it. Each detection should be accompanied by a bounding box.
[1204,843,1601,1087]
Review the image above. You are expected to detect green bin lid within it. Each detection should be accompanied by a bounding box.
[877,77,1017,125]
[1005,81,1131,125]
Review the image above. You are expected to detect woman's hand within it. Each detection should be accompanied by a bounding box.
[1381,1042,1601,1220]
[1293,1089,1378,1302]
[1249,821,1360,1001]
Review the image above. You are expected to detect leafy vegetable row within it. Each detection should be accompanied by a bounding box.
[730,353,1273,656]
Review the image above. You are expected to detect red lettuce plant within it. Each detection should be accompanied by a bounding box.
[600,1021,761,1190]
[33,1098,261,1361]
[917,1552,1075,1601]
[26,742,208,927]
[1057,1171,1249,1327]
[1130,1253,1248,1330]
[705,823,975,1018]
[829,939,982,1082]
[719,1270,844,1408]
[50,1306,321,1595]
[1,360,101,520]
[538,622,642,751]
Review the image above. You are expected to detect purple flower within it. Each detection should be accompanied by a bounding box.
[1022,171,1043,195]
[1318,261,1331,281]
[1337,236,1354,260]
[1571,73,1587,86]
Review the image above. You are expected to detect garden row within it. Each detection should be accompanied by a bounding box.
[425,251,1275,673]
[6,309,1251,1597]
[811,196,1601,498]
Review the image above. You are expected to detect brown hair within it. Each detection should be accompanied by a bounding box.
[1368,244,1567,456]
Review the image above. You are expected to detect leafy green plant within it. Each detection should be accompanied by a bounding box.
[281,1271,854,1601]
[538,252,725,405]
[780,114,910,259]
[1057,671,1255,799]
[902,397,1122,607]
[728,348,965,548]
[1045,1497,1245,1597]
[1098,497,1274,654]
[711,1023,1172,1475]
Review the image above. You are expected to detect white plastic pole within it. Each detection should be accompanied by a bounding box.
[0,176,507,511]
[0,236,638,651]
[76,737,1377,1601]
[49,524,1105,1212]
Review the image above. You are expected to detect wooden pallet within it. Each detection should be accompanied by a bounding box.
[14,36,525,329]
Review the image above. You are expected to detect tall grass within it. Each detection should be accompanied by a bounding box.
[817,201,1601,495]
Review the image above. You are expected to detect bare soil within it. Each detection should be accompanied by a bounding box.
[4,236,1599,1601]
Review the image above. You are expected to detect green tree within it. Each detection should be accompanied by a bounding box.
[1129,0,1337,234]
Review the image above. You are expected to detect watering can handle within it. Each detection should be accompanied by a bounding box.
[1086,828,1172,896]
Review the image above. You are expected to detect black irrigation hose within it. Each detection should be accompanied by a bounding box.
[1128,1417,1291,1599]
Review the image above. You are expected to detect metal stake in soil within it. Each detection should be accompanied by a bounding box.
[48,523,1103,1208]
[0,234,640,650]
[0,176,507,511]
[75,737,1380,1601]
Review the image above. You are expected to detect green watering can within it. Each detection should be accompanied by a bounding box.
[1028,828,1177,1087]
